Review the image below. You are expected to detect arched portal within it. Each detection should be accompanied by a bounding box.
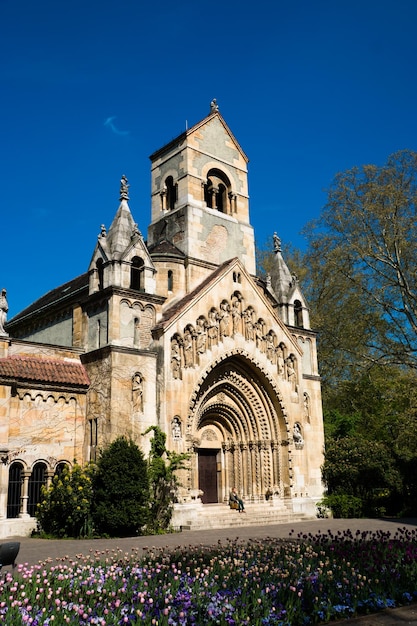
[187,354,291,504]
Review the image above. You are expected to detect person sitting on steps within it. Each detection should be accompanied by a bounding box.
[229,487,245,512]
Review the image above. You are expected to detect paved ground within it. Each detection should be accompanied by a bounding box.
[4,517,417,624]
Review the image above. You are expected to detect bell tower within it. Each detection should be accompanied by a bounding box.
[147,101,256,284]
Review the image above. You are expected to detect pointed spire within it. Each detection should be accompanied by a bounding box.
[106,175,136,258]
[268,231,293,301]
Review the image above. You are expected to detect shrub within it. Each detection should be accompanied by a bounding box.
[144,426,189,534]
[36,463,94,538]
[91,436,149,537]
[319,493,363,518]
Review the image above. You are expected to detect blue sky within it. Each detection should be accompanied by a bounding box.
[2,0,417,317]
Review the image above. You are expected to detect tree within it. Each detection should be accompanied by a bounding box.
[143,426,189,533]
[302,150,417,386]
[36,463,94,538]
[91,437,149,537]
[322,434,401,517]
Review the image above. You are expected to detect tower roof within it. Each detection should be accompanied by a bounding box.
[105,175,138,259]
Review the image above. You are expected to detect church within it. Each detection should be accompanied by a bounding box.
[0,102,325,537]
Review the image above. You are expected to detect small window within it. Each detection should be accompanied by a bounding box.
[165,176,177,210]
[96,258,104,290]
[90,418,98,461]
[54,462,68,477]
[294,300,303,327]
[168,270,173,291]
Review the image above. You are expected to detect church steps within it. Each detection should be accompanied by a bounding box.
[177,502,312,531]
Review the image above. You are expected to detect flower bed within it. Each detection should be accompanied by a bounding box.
[2,527,417,624]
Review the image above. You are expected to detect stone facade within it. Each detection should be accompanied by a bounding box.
[0,104,325,537]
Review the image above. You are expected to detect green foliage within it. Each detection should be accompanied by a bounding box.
[322,434,401,517]
[92,436,149,537]
[143,425,189,533]
[301,150,417,383]
[318,494,363,518]
[36,463,94,538]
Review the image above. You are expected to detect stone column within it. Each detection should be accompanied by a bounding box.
[20,470,30,518]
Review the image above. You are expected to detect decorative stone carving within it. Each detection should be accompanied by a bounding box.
[202,428,218,441]
[210,98,219,112]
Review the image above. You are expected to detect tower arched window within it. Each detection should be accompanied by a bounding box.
[96,258,104,290]
[165,176,177,210]
[130,257,144,291]
[204,169,232,214]
[294,300,303,327]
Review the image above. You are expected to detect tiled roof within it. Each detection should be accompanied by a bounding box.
[148,239,186,257]
[0,355,90,387]
[7,273,89,326]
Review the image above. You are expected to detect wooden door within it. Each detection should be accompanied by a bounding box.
[198,449,218,503]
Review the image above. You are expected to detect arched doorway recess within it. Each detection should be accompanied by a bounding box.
[187,354,291,504]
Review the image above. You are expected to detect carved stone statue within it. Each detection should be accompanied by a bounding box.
[120,174,130,201]
[183,329,194,367]
[273,232,281,252]
[172,417,182,441]
[266,333,276,363]
[132,373,143,412]
[0,289,9,337]
[243,308,255,341]
[196,317,207,354]
[277,344,285,378]
[207,309,219,348]
[293,423,304,445]
[255,322,264,352]
[232,299,241,335]
[286,356,297,391]
[218,301,230,338]
[171,337,181,379]
[303,392,310,421]
[210,98,219,112]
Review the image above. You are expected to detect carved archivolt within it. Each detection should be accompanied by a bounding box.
[170,292,298,387]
